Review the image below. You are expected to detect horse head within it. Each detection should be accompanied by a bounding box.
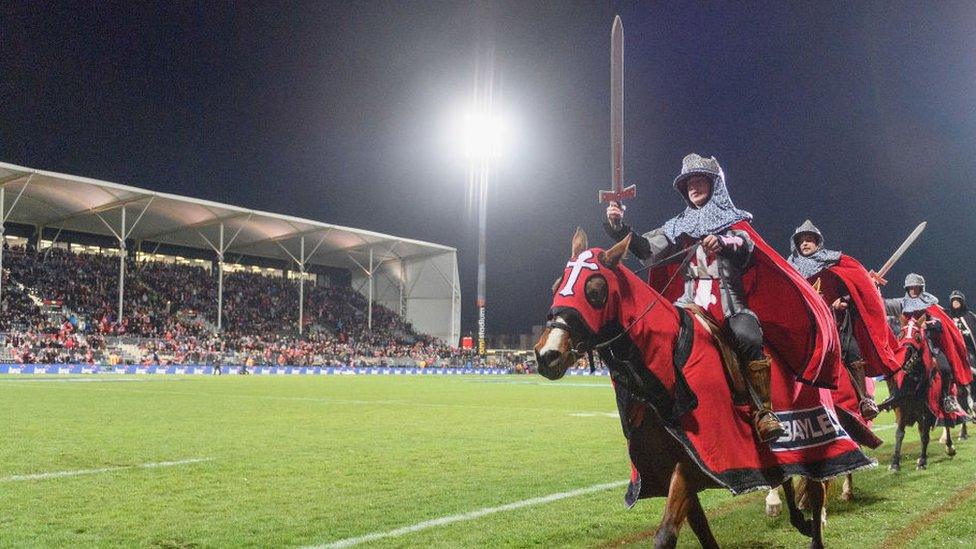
[898,314,927,376]
[534,228,631,380]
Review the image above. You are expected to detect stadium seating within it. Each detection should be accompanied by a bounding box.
[0,244,478,367]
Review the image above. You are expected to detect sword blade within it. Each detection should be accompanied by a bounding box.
[610,15,624,193]
[876,221,927,278]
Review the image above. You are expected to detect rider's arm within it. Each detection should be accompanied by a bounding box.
[716,229,755,268]
[602,222,677,263]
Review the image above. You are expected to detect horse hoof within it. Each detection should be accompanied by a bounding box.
[765,501,782,517]
[960,433,969,441]
[946,446,957,457]
[916,460,927,470]
[840,491,854,502]
[890,462,901,472]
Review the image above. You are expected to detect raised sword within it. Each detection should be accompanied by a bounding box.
[598,15,636,206]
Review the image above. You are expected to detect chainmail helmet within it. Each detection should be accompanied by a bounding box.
[904,273,926,290]
[661,153,753,241]
[787,219,841,279]
[792,219,823,250]
[950,290,966,303]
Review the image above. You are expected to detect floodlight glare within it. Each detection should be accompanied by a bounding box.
[460,111,507,159]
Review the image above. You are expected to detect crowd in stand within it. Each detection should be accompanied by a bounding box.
[0,244,487,368]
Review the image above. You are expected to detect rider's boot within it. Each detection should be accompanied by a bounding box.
[849,360,879,420]
[744,356,786,443]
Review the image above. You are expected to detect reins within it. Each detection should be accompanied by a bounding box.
[548,243,700,372]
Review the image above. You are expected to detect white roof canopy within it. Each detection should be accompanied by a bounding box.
[0,161,461,344]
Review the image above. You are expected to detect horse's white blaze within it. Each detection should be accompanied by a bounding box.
[538,319,568,357]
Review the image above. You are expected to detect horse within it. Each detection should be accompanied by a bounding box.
[533,229,861,549]
[880,317,959,471]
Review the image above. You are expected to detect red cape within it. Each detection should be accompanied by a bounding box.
[648,221,840,389]
[927,305,974,386]
[825,255,901,377]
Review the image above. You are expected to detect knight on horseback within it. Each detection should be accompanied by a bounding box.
[882,274,973,417]
[948,290,976,375]
[604,153,837,444]
[948,290,976,415]
[787,220,901,421]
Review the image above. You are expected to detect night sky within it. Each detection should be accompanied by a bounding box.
[3,2,976,338]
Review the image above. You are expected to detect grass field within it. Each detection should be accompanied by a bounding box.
[1,374,974,548]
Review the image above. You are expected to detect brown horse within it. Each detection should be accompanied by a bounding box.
[534,230,831,549]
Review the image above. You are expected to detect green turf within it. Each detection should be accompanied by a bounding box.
[0,375,973,548]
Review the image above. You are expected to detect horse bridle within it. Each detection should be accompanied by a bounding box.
[545,244,699,373]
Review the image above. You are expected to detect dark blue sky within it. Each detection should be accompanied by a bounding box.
[2,2,976,336]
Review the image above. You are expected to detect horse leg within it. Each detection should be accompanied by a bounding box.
[781,479,813,538]
[685,491,719,549]
[765,488,782,517]
[806,479,827,549]
[945,425,957,457]
[917,415,930,470]
[891,412,905,472]
[840,473,854,502]
[653,463,696,549]
[961,421,969,441]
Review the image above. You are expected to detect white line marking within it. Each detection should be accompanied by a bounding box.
[872,424,897,432]
[0,457,213,482]
[308,479,628,548]
[462,379,609,387]
[569,412,619,418]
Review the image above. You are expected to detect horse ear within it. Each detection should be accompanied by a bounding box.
[600,233,631,269]
[571,227,588,258]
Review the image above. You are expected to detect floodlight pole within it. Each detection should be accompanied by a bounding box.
[475,152,489,356]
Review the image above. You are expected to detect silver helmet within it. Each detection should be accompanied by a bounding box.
[904,273,926,290]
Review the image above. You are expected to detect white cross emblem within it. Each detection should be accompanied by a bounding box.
[692,246,719,308]
[559,250,599,297]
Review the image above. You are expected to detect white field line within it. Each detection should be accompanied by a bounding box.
[307,480,629,549]
[461,379,610,387]
[570,412,619,418]
[0,457,213,482]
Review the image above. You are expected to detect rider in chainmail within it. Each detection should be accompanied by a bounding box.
[884,274,962,413]
[787,220,880,420]
[604,153,785,443]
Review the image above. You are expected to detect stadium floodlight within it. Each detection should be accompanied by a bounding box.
[459,110,508,160]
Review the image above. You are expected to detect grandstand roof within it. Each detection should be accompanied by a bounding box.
[0,161,454,271]
[0,161,460,343]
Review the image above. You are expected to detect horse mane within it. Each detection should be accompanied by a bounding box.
[612,260,683,329]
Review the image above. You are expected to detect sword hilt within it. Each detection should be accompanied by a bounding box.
[598,184,636,204]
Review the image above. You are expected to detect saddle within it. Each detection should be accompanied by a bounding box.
[680,304,749,404]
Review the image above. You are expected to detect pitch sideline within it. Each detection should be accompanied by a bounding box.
[307,480,629,548]
[0,457,214,482]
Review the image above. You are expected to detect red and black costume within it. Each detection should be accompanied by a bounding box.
[787,220,900,426]
[605,154,842,443]
[884,274,973,426]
